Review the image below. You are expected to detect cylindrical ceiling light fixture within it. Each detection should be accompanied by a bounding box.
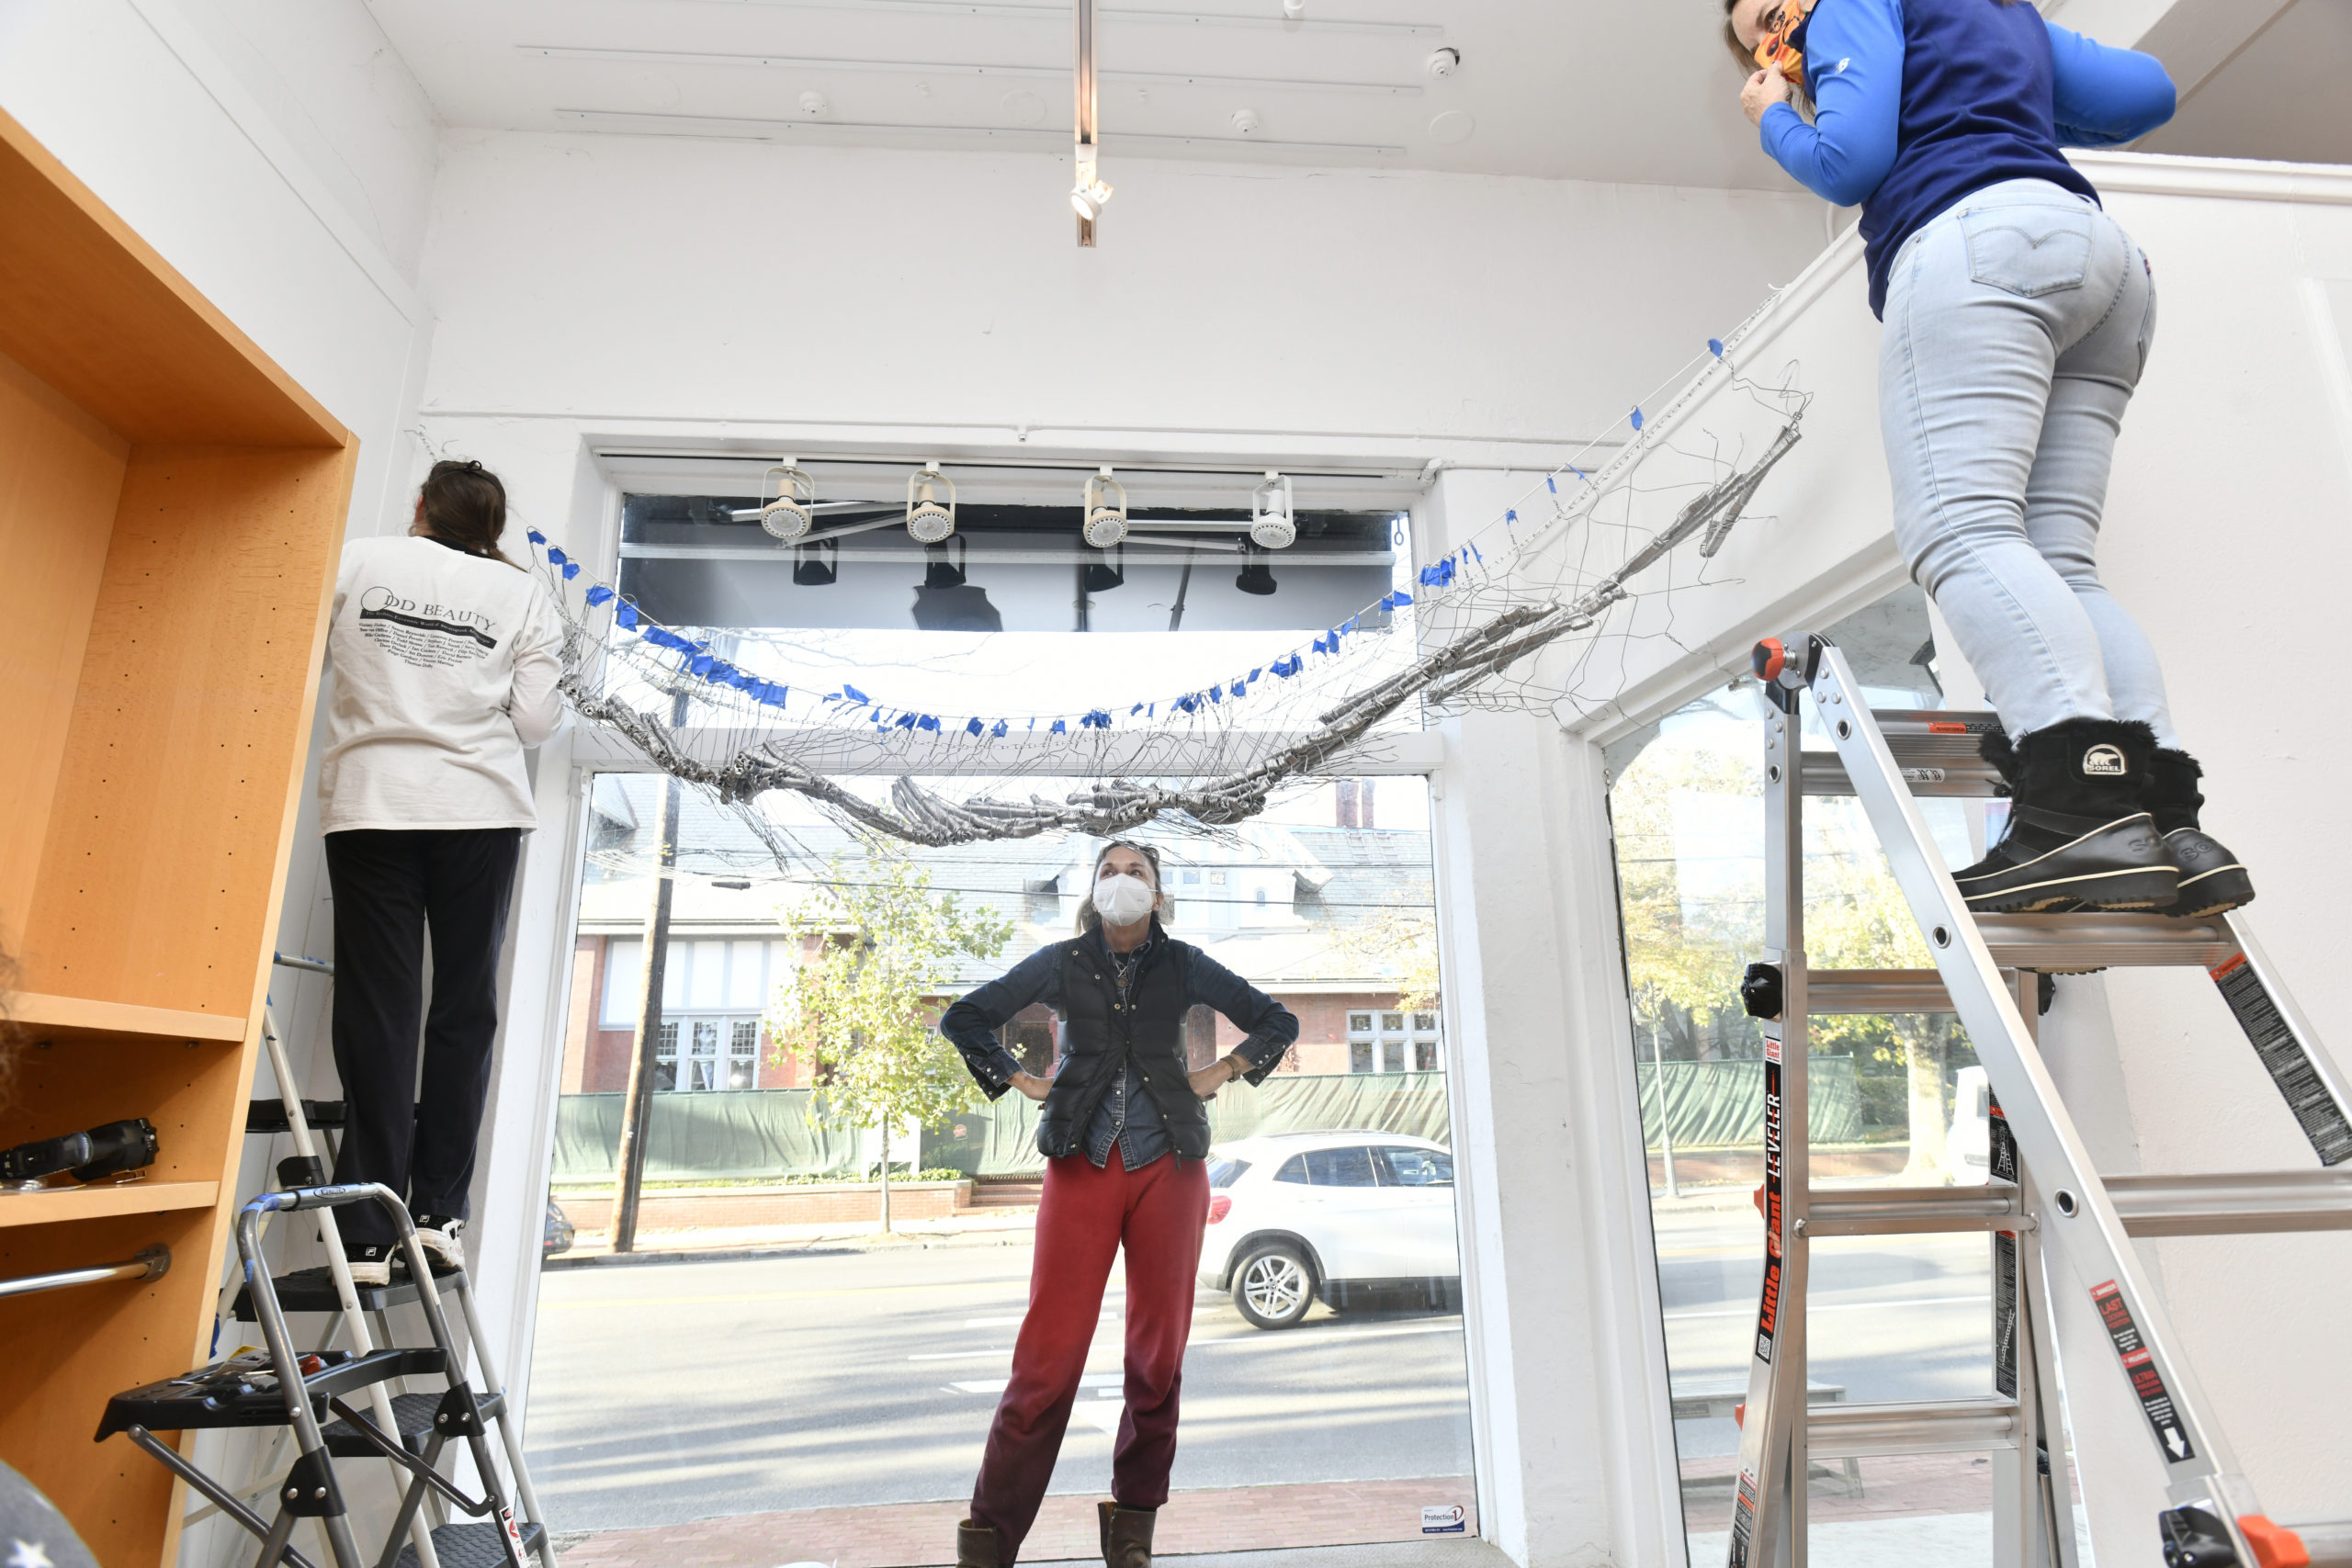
[1250,470,1296,549]
[757,458,817,542]
[907,461,957,543]
[1082,466,1128,547]
[1071,0,1111,244]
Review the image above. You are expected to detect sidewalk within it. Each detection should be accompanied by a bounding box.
[553,1478,1479,1568]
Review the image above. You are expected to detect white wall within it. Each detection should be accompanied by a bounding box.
[413,125,1828,1566]
[0,3,438,1562]
[1537,151,2352,1546]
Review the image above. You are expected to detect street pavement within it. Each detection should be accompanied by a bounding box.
[526,1242,1477,1531]
[524,1191,2000,1541]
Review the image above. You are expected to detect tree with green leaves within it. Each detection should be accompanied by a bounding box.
[768,847,1014,1232]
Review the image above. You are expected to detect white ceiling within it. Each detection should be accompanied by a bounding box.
[361,0,1793,190]
[361,0,2352,199]
[2141,0,2352,166]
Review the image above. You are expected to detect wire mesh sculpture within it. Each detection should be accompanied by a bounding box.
[534,299,1813,864]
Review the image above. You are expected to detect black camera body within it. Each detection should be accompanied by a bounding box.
[0,1118,160,1184]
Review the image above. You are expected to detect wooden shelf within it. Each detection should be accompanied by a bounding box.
[0,104,355,1568]
[0,1181,220,1229]
[8,992,246,1045]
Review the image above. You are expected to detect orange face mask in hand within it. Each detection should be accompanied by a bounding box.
[1752,0,1820,91]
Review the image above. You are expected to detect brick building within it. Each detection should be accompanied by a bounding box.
[558,775,1440,1095]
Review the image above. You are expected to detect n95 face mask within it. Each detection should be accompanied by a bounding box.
[1092,872,1157,927]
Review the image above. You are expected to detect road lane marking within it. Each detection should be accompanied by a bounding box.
[947,1371,1122,1396]
[1665,1293,1988,1321]
[1190,1322,1464,1349]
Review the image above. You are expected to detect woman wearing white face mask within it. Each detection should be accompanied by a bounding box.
[940,840,1298,1568]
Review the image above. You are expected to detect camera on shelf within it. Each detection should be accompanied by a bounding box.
[1,1118,160,1186]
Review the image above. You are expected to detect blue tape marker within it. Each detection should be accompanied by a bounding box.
[585,586,615,606]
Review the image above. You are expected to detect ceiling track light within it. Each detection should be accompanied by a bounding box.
[1250,470,1296,549]
[907,460,957,543]
[757,458,817,541]
[1082,466,1129,547]
[1072,0,1111,243]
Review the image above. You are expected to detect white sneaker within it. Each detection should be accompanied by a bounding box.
[344,1245,392,1287]
[412,1215,466,1273]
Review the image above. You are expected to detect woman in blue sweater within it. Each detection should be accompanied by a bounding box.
[1725,0,2253,916]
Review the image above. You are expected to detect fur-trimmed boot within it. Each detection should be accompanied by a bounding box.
[1953,719,2177,912]
[957,1519,1001,1568]
[1098,1502,1156,1568]
[2146,749,2256,917]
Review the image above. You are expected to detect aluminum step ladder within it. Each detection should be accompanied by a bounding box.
[206,953,559,1568]
[1724,632,2352,1568]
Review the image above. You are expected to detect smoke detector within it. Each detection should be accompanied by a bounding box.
[1426,48,1462,79]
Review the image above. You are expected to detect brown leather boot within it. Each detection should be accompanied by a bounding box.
[1098,1501,1156,1568]
[957,1519,1001,1568]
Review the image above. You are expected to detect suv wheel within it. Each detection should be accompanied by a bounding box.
[1233,1242,1315,1329]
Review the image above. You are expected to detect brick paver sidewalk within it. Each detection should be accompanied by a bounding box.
[558,1477,1479,1568]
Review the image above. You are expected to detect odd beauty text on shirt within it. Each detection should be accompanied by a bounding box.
[357,585,503,668]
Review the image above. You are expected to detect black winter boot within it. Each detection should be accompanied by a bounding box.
[2147,749,2256,918]
[1099,1502,1156,1568]
[1953,719,2177,913]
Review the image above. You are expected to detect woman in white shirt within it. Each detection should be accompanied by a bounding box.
[318,459,563,1283]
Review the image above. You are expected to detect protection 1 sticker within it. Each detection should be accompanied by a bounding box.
[2089,1280,2195,1462]
[1420,1505,1467,1535]
[2211,953,2352,1165]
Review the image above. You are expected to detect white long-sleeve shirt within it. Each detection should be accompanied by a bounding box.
[319,535,566,834]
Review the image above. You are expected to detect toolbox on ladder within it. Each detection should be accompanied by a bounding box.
[1721,632,2352,1568]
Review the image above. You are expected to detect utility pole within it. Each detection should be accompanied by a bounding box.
[611,691,688,1253]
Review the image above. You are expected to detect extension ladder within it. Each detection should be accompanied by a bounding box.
[204,953,559,1567]
[1724,632,2352,1568]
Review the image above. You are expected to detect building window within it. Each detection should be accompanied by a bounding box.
[655,1021,679,1090]
[1349,1008,1443,1073]
[729,1020,760,1089]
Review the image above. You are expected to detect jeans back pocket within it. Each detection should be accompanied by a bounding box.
[1962,206,2093,298]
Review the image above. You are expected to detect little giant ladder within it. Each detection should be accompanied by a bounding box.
[1724,633,2352,1568]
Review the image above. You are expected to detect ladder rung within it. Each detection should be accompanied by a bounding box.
[2107,1170,2352,1237]
[2281,1518,2352,1568]
[1804,1184,2023,1235]
[1800,711,2007,798]
[1806,1396,2020,1459]
[1807,969,1958,1014]
[1973,913,2239,970]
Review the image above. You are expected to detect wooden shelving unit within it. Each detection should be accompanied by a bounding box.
[0,105,355,1566]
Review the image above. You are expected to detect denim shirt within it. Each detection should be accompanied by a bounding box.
[939,923,1299,1171]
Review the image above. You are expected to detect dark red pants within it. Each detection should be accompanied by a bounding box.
[969,1146,1210,1562]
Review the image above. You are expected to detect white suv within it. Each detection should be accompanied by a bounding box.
[1198,1131,1461,1329]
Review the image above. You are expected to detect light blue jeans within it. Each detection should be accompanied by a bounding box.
[1880,178,2178,747]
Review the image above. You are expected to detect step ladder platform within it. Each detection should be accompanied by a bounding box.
[1804,918,2240,1015]
[393,1519,547,1568]
[232,1262,469,1320]
[96,1347,447,1437]
[322,1387,507,1458]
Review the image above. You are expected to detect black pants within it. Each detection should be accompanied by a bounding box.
[323,828,522,1246]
